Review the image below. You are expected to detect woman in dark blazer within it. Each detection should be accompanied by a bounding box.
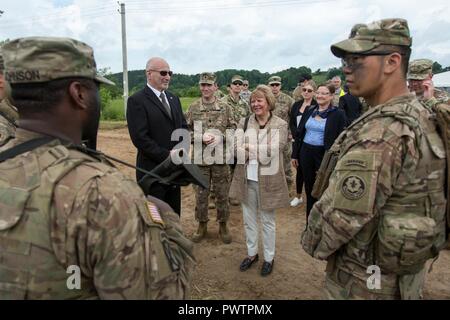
[289,80,318,207]
[292,83,347,219]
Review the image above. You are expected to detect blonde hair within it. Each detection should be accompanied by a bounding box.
[303,80,317,91]
[250,85,276,111]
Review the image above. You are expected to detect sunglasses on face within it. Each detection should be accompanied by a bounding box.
[302,88,313,93]
[232,82,242,86]
[270,84,280,87]
[149,69,173,77]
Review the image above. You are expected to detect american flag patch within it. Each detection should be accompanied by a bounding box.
[147,201,165,226]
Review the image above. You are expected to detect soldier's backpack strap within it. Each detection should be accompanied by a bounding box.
[243,115,250,132]
[0,136,55,163]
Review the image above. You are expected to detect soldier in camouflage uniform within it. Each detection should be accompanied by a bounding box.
[0,37,195,300]
[0,49,18,147]
[240,79,251,104]
[268,76,295,193]
[185,72,237,244]
[408,59,450,107]
[301,19,447,300]
[221,75,250,205]
[221,75,250,124]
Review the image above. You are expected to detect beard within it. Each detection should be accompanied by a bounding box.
[81,90,101,150]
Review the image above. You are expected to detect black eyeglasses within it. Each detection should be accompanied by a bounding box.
[270,83,280,87]
[302,88,313,93]
[341,51,402,69]
[148,69,173,77]
[232,82,242,86]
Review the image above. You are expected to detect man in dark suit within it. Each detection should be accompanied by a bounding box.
[338,85,362,124]
[127,57,188,215]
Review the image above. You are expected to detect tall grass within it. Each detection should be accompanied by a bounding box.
[101,97,199,122]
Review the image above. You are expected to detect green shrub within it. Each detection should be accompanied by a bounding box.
[101,98,125,121]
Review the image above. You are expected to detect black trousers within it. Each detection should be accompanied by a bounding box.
[147,182,181,216]
[299,143,325,220]
[295,164,304,195]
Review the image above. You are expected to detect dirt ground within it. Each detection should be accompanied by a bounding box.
[98,127,450,300]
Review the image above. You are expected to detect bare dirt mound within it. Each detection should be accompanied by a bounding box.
[98,127,450,300]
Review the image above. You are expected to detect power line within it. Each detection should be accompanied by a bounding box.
[126,0,335,14]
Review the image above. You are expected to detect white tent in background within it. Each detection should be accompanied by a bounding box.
[434,71,450,88]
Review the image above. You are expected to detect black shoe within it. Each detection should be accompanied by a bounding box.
[239,254,259,272]
[261,260,274,277]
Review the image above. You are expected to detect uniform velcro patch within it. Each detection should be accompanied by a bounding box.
[147,201,165,227]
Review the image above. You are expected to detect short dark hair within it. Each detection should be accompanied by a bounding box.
[377,45,412,78]
[11,78,97,115]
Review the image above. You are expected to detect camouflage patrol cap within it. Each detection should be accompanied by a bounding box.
[268,76,282,85]
[231,75,244,84]
[331,18,412,58]
[199,72,216,85]
[407,59,433,80]
[243,80,249,85]
[2,37,115,85]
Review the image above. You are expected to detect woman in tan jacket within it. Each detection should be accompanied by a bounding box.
[229,85,290,277]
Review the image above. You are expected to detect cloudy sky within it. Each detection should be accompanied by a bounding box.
[1,0,449,75]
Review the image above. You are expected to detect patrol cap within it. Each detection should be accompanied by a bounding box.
[268,76,282,85]
[331,18,412,58]
[407,59,433,80]
[2,37,115,85]
[231,75,244,84]
[243,80,249,85]
[199,72,216,85]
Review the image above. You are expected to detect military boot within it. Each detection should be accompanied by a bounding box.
[192,222,207,243]
[219,222,232,244]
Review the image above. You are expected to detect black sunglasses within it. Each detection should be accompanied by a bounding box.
[270,83,280,87]
[232,82,243,86]
[149,69,173,77]
[302,88,313,93]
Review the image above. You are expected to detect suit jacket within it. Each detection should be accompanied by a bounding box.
[339,93,362,124]
[292,105,348,159]
[289,99,318,136]
[127,86,188,181]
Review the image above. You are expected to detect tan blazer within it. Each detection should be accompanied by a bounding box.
[229,114,290,211]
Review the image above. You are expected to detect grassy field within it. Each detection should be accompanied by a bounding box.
[101,96,198,122]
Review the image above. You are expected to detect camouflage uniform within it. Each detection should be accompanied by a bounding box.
[185,90,237,223]
[240,80,251,104]
[302,19,447,300]
[0,37,195,300]
[221,93,250,124]
[273,91,295,189]
[292,85,303,102]
[408,59,450,107]
[0,49,18,147]
[0,98,18,147]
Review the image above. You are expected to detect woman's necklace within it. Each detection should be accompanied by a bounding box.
[256,112,273,129]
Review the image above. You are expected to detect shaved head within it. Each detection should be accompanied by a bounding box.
[145,57,172,91]
[146,57,169,72]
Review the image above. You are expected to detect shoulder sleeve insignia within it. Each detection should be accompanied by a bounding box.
[341,175,366,200]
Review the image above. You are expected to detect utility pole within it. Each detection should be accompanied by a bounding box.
[118,2,129,114]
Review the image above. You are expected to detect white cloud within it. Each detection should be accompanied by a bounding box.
[1,0,449,74]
